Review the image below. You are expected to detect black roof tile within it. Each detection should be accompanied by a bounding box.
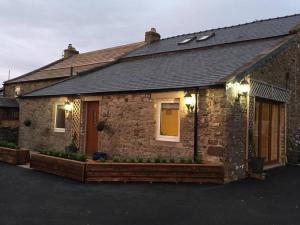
[25,37,286,97]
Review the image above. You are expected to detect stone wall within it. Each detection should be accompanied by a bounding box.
[251,35,300,152]
[19,97,72,151]
[4,79,62,98]
[19,89,249,181]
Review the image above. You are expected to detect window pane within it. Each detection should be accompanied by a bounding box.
[56,105,65,129]
[160,103,179,136]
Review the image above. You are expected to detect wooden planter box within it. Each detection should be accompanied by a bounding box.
[0,147,30,165]
[86,162,224,184]
[30,153,86,182]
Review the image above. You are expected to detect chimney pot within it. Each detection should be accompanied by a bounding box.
[145,28,160,44]
[63,44,79,58]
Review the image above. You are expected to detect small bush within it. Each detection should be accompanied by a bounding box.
[187,158,193,164]
[146,158,152,163]
[169,158,175,163]
[37,149,86,162]
[180,158,187,163]
[161,159,167,163]
[195,157,202,164]
[154,157,161,163]
[113,157,120,163]
[129,158,136,163]
[0,140,18,149]
[137,157,144,163]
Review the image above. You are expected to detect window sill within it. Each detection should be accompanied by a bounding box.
[54,128,65,133]
[156,136,180,143]
[150,139,183,148]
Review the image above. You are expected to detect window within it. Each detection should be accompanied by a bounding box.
[196,32,215,42]
[54,104,65,132]
[157,100,180,142]
[178,36,196,45]
[14,86,20,97]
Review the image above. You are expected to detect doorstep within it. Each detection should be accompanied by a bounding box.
[18,164,32,170]
[263,163,285,171]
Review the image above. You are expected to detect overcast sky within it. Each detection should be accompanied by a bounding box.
[0,0,300,86]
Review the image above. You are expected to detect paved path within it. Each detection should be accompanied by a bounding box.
[0,163,299,225]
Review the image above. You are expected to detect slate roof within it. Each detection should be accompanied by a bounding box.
[126,14,300,57]
[5,42,145,84]
[0,98,19,108]
[24,14,300,97]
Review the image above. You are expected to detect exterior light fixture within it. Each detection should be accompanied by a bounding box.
[236,79,250,101]
[239,79,250,96]
[64,100,73,112]
[184,91,196,112]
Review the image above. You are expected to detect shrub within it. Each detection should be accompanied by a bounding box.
[113,157,120,162]
[37,149,86,162]
[137,157,144,163]
[169,158,175,163]
[146,158,152,163]
[179,158,187,163]
[154,157,161,163]
[0,140,18,149]
[161,158,167,163]
[129,158,136,163]
[195,156,202,164]
[187,158,193,164]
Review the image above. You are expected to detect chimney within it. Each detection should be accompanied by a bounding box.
[63,44,79,58]
[145,28,160,44]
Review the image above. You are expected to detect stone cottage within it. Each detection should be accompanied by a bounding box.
[0,41,144,130]
[19,14,300,181]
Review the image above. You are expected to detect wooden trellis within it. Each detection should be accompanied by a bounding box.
[72,99,81,148]
[250,79,290,102]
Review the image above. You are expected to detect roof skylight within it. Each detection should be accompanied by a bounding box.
[196,32,215,42]
[178,36,196,45]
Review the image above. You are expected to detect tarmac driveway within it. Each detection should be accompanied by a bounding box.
[0,163,299,225]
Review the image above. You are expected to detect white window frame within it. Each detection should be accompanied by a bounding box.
[156,99,180,142]
[54,103,66,132]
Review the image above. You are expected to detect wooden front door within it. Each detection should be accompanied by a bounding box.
[85,101,99,156]
[254,99,282,164]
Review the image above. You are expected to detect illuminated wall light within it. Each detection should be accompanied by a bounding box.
[184,91,196,112]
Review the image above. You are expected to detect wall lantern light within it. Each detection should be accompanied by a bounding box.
[64,100,73,112]
[184,91,196,112]
[239,79,250,96]
[237,79,250,100]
